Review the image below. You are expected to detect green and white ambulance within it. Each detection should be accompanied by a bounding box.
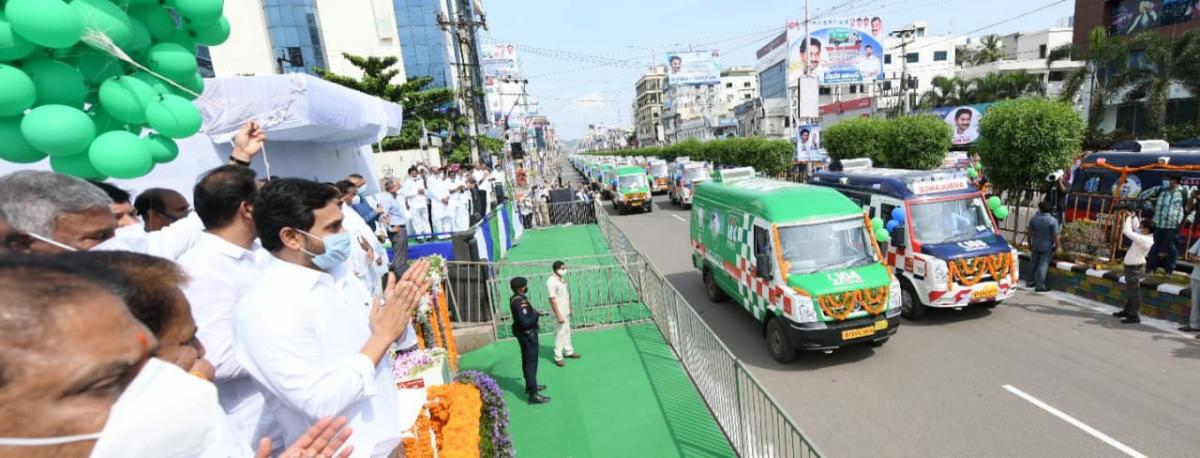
[612,165,653,214]
[691,168,901,362]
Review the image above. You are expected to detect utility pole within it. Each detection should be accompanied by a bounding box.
[438,0,486,164]
[890,25,917,115]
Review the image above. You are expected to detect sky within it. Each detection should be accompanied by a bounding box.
[480,0,1076,140]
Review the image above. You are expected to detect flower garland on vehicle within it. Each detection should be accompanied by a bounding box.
[947,253,1012,289]
[817,286,889,320]
[456,371,515,458]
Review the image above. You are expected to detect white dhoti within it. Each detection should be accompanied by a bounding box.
[432,201,454,238]
[409,205,431,238]
[452,196,470,232]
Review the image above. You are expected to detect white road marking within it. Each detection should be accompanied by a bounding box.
[1002,384,1148,458]
[671,214,687,222]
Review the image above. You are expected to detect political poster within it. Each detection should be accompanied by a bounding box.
[928,102,994,146]
[1109,0,1162,34]
[482,43,520,77]
[786,17,885,87]
[665,50,721,87]
[796,125,828,162]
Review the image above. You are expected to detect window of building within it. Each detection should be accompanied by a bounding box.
[1167,98,1199,127]
[933,51,947,62]
[906,53,919,63]
[1048,71,1065,82]
[743,82,752,88]
[849,85,858,94]
[884,54,892,64]
[1039,44,1047,59]
[726,82,733,88]
[744,93,752,99]
[819,87,831,95]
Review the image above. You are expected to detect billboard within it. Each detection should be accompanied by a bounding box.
[929,102,994,146]
[482,43,520,77]
[1108,0,1161,34]
[796,125,828,162]
[666,50,721,86]
[786,17,885,87]
[1162,0,1197,25]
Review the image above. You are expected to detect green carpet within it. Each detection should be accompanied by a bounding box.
[506,225,612,263]
[460,323,735,458]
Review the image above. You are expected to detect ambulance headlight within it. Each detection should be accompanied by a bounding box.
[796,295,818,323]
[931,260,948,285]
[888,280,901,310]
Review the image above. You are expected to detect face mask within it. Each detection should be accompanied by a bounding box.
[352,195,362,205]
[1163,180,1170,187]
[556,269,566,277]
[0,358,234,457]
[24,232,78,251]
[298,229,352,270]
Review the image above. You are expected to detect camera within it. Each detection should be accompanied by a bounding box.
[1045,170,1065,182]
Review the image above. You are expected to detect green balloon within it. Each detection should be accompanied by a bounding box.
[126,18,152,53]
[72,47,125,85]
[986,195,1002,210]
[72,0,133,47]
[50,152,106,180]
[172,72,204,100]
[147,42,197,79]
[162,29,197,52]
[188,16,230,46]
[130,71,172,95]
[129,6,176,41]
[146,94,201,139]
[174,0,224,23]
[99,75,157,124]
[0,116,46,163]
[119,0,161,7]
[871,217,884,230]
[994,206,1010,221]
[0,63,35,116]
[6,0,83,49]
[89,105,134,133]
[145,133,178,163]
[21,104,96,156]
[22,59,88,107]
[0,12,35,62]
[89,130,153,178]
[874,227,890,243]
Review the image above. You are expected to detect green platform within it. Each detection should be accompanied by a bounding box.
[460,322,735,458]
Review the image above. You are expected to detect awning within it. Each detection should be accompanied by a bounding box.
[195,73,404,149]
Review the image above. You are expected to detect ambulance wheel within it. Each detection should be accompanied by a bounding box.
[766,317,797,363]
[899,283,926,320]
[704,267,728,302]
[645,205,653,213]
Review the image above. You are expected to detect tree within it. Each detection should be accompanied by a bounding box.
[1046,27,1130,136]
[918,76,972,109]
[975,98,1083,194]
[823,117,889,164]
[883,115,952,170]
[1119,29,1200,136]
[973,34,1005,65]
[972,71,1045,101]
[315,54,469,155]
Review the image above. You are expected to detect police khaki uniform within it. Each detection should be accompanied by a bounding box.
[509,277,549,404]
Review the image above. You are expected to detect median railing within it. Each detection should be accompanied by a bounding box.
[596,201,824,458]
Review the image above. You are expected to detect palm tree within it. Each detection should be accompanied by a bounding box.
[1119,29,1200,136]
[918,76,972,108]
[973,34,1005,65]
[973,71,1046,101]
[1046,27,1131,134]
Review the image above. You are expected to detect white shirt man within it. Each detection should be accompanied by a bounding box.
[426,171,453,238]
[402,172,431,238]
[342,202,387,296]
[449,172,471,232]
[99,212,205,260]
[546,262,580,366]
[177,234,276,450]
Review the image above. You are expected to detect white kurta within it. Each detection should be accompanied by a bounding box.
[402,176,430,237]
[450,176,470,231]
[427,176,453,236]
[97,212,205,260]
[234,257,404,458]
[342,203,386,296]
[176,233,279,451]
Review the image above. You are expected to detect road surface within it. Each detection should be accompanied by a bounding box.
[599,190,1200,457]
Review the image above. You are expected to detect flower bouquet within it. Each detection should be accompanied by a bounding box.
[455,371,514,458]
[393,348,449,390]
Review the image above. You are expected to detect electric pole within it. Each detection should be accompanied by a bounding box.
[890,25,917,115]
[438,0,487,164]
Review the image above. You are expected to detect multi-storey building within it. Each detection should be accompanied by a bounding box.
[634,66,667,147]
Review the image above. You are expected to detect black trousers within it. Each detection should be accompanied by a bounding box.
[516,331,539,395]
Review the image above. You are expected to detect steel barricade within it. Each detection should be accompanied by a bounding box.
[523,200,598,229]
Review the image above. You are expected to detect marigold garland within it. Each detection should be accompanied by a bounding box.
[402,408,434,458]
[818,286,890,320]
[947,253,1012,289]
[429,293,444,349]
[437,287,460,371]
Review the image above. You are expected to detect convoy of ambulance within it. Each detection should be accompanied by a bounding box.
[570,153,1017,362]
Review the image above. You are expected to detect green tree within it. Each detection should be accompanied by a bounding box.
[823,117,889,164]
[918,76,973,109]
[883,115,952,170]
[1119,29,1200,137]
[972,71,1045,101]
[973,35,1005,65]
[1046,27,1130,136]
[974,98,1083,193]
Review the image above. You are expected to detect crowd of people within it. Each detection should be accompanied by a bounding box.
[0,122,511,457]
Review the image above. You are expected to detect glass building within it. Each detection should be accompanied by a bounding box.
[395,0,451,87]
[262,0,328,74]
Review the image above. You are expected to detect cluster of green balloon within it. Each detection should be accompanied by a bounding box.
[870,217,890,243]
[0,0,228,180]
[986,196,1009,220]
[966,165,979,179]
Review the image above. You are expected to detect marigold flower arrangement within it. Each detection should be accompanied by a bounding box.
[456,371,515,458]
[404,383,483,458]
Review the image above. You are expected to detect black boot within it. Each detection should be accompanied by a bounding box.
[528,393,551,404]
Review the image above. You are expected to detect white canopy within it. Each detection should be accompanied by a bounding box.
[196,73,404,149]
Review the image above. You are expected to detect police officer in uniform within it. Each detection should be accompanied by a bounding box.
[510,277,550,404]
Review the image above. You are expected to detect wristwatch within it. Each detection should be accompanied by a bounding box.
[228,154,251,166]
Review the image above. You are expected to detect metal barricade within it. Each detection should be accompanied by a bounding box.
[523,200,598,229]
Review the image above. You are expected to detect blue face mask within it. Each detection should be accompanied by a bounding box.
[298,229,352,270]
[1163,180,1170,188]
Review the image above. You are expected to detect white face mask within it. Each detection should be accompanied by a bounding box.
[352,194,362,205]
[24,232,78,251]
[0,358,236,457]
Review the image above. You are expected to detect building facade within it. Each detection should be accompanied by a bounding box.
[634,66,666,146]
[395,0,453,88]
[956,27,1083,100]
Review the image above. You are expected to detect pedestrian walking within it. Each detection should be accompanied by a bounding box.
[1026,201,1061,292]
[509,277,549,404]
[547,260,581,367]
[1182,239,1200,337]
[1115,214,1155,324]
[1138,173,1187,274]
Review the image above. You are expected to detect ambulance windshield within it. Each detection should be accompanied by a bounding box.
[685,168,708,182]
[778,218,876,275]
[910,196,994,245]
[650,164,669,177]
[618,174,647,189]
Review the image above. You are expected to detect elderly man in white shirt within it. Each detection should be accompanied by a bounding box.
[336,180,388,296]
[449,166,471,232]
[236,178,429,458]
[175,165,284,452]
[427,166,454,238]
[402,167,431,240]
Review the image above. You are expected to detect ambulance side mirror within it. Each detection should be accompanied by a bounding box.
[890,226,906,249]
